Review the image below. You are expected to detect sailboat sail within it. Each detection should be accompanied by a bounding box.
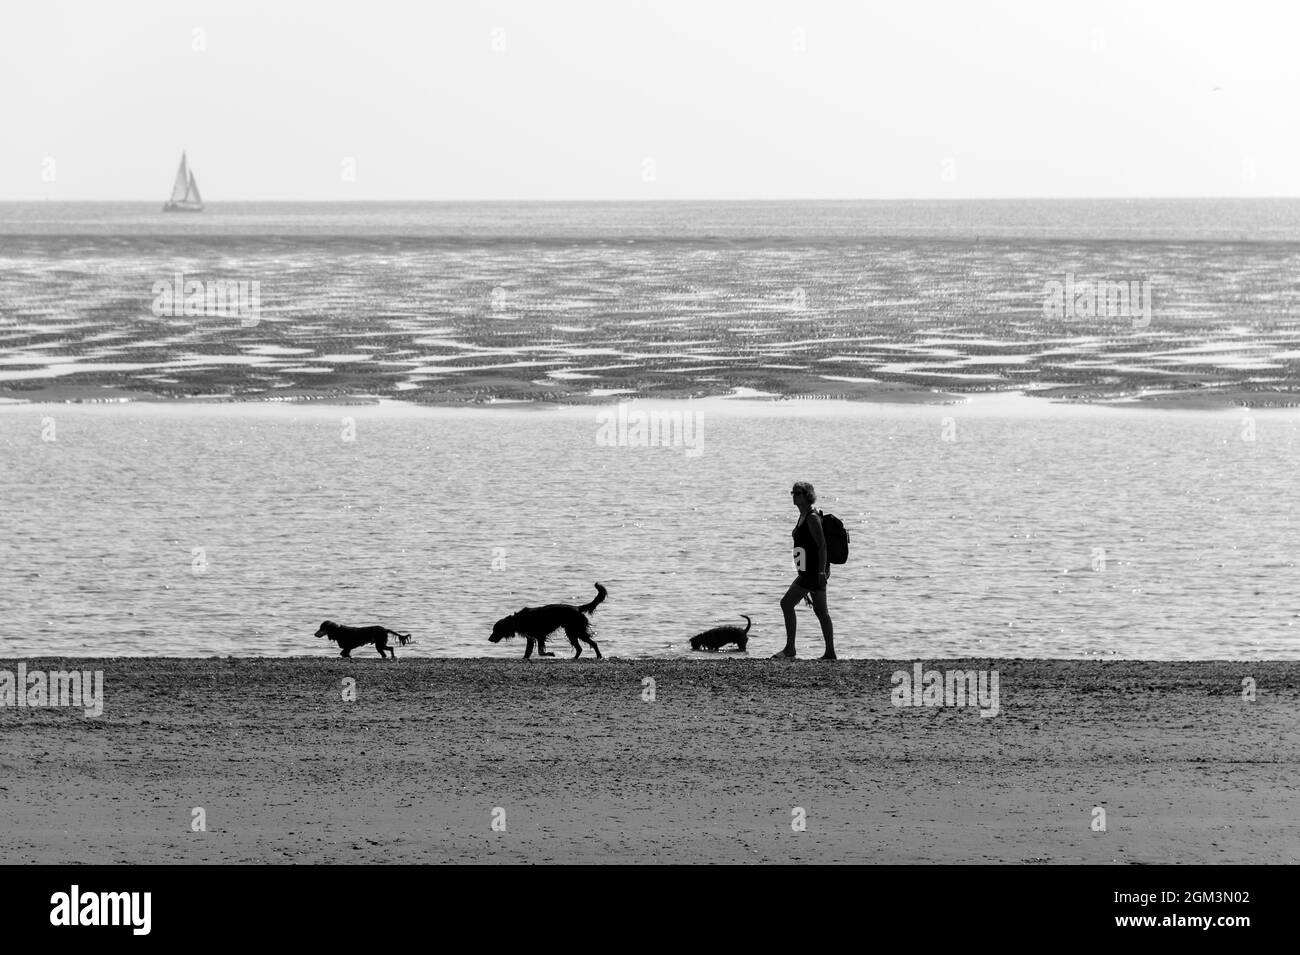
[169,154,190,203]
[163,151,204,211]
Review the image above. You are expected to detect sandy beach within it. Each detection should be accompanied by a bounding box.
[3,658,1295,864]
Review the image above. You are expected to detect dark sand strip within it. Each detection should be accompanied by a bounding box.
[1,659,1296,864]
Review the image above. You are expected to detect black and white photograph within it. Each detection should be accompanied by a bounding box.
[0,0,1295,926]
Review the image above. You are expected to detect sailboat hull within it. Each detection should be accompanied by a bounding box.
[162,201,204,212]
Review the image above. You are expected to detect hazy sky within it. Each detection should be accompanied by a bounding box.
[2,0,1297,200]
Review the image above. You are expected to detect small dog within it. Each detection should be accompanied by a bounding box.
[314,621,412,659]
[489,582,606,659]
[689,615,752,652]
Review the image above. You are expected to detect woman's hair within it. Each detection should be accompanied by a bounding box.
[792,481,817,504]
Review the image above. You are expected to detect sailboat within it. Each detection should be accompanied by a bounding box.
[162,151,204,212]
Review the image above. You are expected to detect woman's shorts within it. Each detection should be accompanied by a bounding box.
[794,572,827,592]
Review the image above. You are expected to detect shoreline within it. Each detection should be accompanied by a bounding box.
[3,658,1296,864]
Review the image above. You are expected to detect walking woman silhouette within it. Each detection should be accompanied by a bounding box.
[774,481,835,659]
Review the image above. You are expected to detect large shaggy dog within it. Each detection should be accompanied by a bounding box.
[315,621,412,659]
[489,582,606,659]
[689,615,752,652]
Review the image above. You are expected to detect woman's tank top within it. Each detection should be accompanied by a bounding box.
[792,512,823,574]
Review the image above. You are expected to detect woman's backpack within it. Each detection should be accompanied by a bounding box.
[817,510,850,564]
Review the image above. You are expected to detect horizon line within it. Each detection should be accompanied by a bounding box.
[3,195,1299,204]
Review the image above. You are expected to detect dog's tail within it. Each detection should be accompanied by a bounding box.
[578,582,607,615]
[739,615,752,634]
[387,630,412,646]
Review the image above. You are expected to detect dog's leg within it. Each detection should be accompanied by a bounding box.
[538,636,554,657]
[524,635,535,660]
[563,625,585,659]
[568,623,601,660]
[340,649,350,658]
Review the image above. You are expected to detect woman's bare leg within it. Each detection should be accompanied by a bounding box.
[775,582,807,657]
[810,590,835,659]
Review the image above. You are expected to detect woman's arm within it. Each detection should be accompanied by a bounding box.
[807,512,829,575]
